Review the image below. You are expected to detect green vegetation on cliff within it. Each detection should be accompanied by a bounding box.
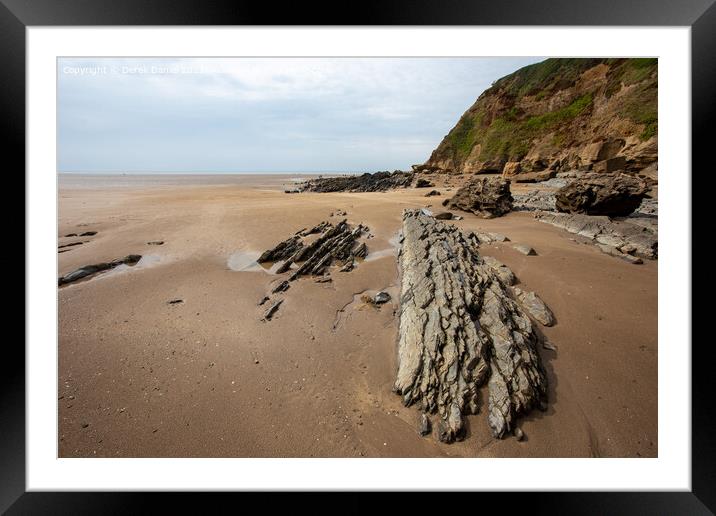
[428,58,657,171]
[446,92,595,162]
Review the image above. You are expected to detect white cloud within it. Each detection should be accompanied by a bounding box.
[58,56,544,172]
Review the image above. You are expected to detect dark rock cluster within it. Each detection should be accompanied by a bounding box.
[299,171,414,193]
[257,220,369,320]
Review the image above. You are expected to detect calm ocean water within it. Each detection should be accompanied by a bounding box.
[56,173,352,190]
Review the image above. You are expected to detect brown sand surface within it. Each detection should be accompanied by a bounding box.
[58,174,657,457]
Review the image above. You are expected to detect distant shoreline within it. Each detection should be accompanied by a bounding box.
[57,171,368,176]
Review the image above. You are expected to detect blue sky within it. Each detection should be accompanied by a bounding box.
[57,57,544,173]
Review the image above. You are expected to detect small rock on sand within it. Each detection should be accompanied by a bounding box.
[620,254,643,265]
[434,212,453,220]
[167,299,184,305]
[262,299,283,321]
[419,414,431,436]
[374,291,391,304]
[488,232,509,242]
[513,244,537,256]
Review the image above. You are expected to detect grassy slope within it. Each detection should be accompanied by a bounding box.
[434,58,657,166]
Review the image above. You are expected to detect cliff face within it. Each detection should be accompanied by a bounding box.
[420,58,657,177]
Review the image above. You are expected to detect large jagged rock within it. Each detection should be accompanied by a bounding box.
[447,177,513,219]
[58,255,142,286]
[299,171,413,193]
[394,210,547,442]
[554,173,649,216]
[536,211,657,259]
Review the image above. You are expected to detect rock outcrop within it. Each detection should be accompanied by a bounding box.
[447,177,513,218]
[260,220,369,280]
[536,211,657,259]
[255,220,369,319]
[394,210,548,441]
[299,171,413,193]
[421,58,657,177]
[513,188,557,212]
[554,173,649,216]
[58,255,142,286]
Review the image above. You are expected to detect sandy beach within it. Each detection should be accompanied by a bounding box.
[58,173,657,458]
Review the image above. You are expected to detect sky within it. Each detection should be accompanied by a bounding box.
[57,57,544,173]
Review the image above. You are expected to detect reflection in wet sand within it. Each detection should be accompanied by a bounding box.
[228,250,282,274]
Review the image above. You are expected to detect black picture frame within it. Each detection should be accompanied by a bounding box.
[6,0,711,512]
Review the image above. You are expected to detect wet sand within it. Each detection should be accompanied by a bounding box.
[58,173,657,458]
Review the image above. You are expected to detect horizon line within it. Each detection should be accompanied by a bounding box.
[57,170,411,175]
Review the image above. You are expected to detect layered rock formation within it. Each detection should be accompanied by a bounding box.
[554,172,649,216]
[258,220,368,281]
[536,211,657,260]
[256,220,369,319]
[446,177,513,218]
[298,171,413,193]
[394,210,548,441]
[421,58,657,177]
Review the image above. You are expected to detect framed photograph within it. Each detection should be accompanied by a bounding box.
[6,0,711,511]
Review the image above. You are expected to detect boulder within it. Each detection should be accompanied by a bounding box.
[434,212,453,220]
[554,173,649,216]
[415,178,434,188]
[447,177,513,219]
